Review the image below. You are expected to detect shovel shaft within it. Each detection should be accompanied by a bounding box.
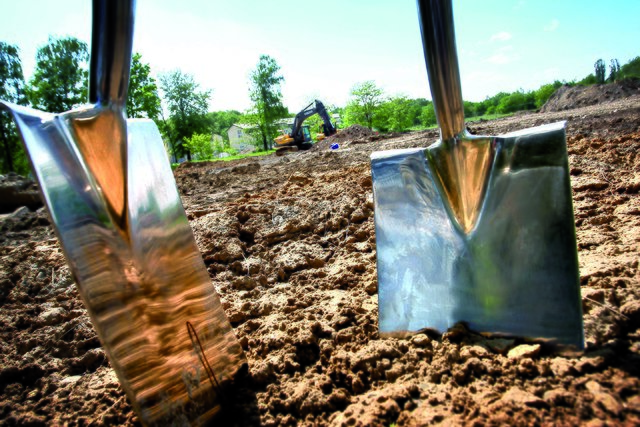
[89,0,135,107]
[417,0,464,140]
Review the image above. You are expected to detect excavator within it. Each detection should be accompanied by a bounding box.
[274,99,338,155]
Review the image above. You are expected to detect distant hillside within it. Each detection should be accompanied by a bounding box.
[540,79,640,113]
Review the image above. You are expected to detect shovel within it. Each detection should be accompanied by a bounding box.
[0,0,245,424]
[371,0,583,349]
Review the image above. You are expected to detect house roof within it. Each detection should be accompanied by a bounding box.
[229,123,255,130]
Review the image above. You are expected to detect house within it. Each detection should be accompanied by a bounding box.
[227,124,257,153]
[227,118,313,151]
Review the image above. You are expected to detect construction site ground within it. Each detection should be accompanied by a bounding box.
[1,89,639,426]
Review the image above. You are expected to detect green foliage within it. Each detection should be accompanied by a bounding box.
[127,53,161,120]
[420,103,437,127]
[534,81,563,108]
[463,101,476,118]
[495,89,536,114]
[594,59,606,84]
[577,73,598,86]
[206,110,243,143]
[344,81,384,130]
[0,42,29,175]
[377,96,414,132]
[619,56,640,80]
[608,59,620,82]
[159,69,211,161]
[184,133,214,161]
[248,55,288,150]
[27,36,89,113]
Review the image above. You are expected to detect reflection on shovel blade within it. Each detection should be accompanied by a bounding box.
[1,101,246,425]
[372,122,583,349]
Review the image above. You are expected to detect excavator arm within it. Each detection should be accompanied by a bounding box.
[275,100,337,151]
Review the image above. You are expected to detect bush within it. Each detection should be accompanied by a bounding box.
[184,133,214,161]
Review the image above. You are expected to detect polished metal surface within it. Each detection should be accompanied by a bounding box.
[0,0,245,425]
[371,0,583,348]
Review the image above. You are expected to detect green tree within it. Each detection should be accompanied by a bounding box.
[420,103,437,127]
[127,53,161,120]
[619,56,640,80]
[344,81,384,130]
[27,37,89,113]
[534,81,563,108]
[594,59,606,84]
[247,55,288,150]
[0,42,29,174]
[206,110,243,143]
[184,133,214,161]
[160,70,211,161]
[381,96,414,132]
[608,59,620,82]
[463,101,476,118]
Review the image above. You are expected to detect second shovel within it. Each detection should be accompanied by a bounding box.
[371,0,583,349]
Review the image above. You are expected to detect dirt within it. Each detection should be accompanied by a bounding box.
[540,79,640,113]
[311,124,385,151]
[1,96,640,426]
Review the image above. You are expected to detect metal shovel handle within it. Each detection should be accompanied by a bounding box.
[417,0,465,140]
[89,0,136,107]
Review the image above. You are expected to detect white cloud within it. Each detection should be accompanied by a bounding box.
[544,19,560,32]
[490,31,512,42]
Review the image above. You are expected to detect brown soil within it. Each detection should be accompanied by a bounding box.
[1,97,640,426]
[540,79,640,113]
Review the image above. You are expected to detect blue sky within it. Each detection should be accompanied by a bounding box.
[1,0,639,112]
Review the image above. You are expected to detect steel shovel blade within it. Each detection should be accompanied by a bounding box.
[372,0,583,350]
[1,101,246,424]
[372,124,583,348]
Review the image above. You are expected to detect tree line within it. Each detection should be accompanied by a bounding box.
[341,55,640,132]
[0,37,275,171]
[2,34,639,173]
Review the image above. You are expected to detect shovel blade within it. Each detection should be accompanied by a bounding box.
[372,122,583,349]
[2,101,246,424]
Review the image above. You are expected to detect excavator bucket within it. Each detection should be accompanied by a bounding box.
[370,0,583,349]
[0,1,246,424]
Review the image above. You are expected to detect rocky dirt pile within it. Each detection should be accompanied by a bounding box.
[312,124,380,151]
[0,173,42,214]
[0,98,639,426]
[541,79,640,113]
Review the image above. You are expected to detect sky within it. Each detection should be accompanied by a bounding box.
[1,0,639,113]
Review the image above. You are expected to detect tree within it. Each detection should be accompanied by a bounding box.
[127,53,161,120]
[619,56,640,80]
[594,59,606,84]
[206,110,243,143]
[496,90,535,114]
[160,70,211,161]
[420,103,437,127]
[0,42,29,174]
[463,101,477,118]
[27,37,89,113]
[534,81,563,108]
[248,55,288,150]
[345,81,384,130]
[184,133,214,161]
[608,59,620,82]
[379,96,414,132]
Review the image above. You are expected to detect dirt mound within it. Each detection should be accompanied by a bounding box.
[312,124,379,151]
[1,99,640,426]
[0,173,42,214]
[540,79,640,113]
